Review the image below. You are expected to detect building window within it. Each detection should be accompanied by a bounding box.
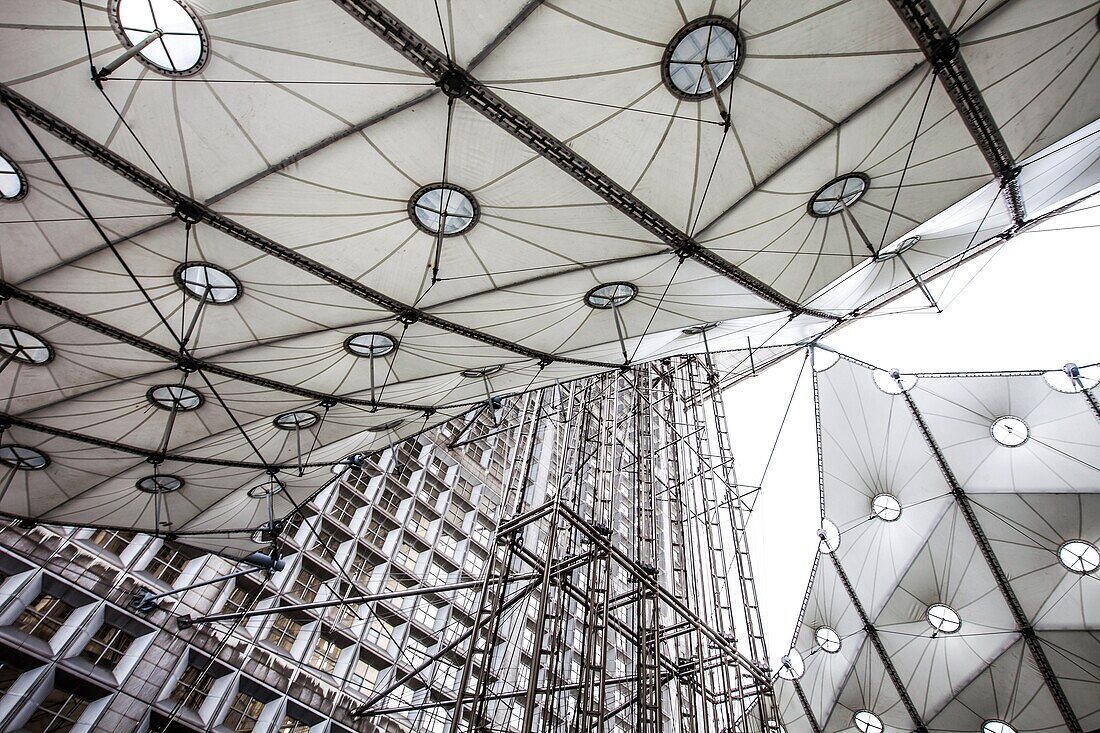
[376,489,404,516]
[351,655,381,692]
[310,636,345,674]
[290,567,325,603]
[329,490,361,527]
[265,615,302,653]
[364,616,395,648]
[13,593,75,641]
[145,544,194,585]
[279,717,311,733]
[170,665,215,711]
[81,624,136,670]
[24,688,91,732]
[363,516,395,549]
[223,691,265,732]
[436,532,458,558]
[394,543,420,572]
[87,529,135,556]
[311,526,344,562]
[407,508,432,538]
[348,550,374,583]
[221,584,256,617]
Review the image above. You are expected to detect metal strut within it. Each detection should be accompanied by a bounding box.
[824,547,929,733]
[888,0,1026,225]
[330,0,837,321]
[899,390,1082,733]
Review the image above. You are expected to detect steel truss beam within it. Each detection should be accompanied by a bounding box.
[330,0,835,321]
[0,84,617,372]
[900,391,1082,733]
[826,550,929,732]
[888,0,1026,224]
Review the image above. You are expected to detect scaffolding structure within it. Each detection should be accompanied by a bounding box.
[323,354,784,732]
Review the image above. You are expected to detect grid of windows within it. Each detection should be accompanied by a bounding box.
[170,666,215,711]
[13,593,75,641]
[81,624,135,670]
[223,691,265,732]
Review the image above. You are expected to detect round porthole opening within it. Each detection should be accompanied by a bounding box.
[871,493,902,522]
[584,282,637,310]
[109,0,209,77]
[136,474,184,493]
[0,152,28,201]
[1058,539,1100,574]
[175,262,241,304]
[345,332,397,359]
[815,626,841,654]
[991,415,1029,447]
[273,411,319,430]
[148,384,203,411]
[409,183,479,237]
[809,173,869,217]
[0,445,49,471]
[926,603,961,634]
[662,17,744,100]
[0,326,53,365]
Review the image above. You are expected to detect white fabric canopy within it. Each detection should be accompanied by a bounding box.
[0,0,1097,540]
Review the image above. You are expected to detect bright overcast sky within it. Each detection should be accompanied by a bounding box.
[723,200,1099,668]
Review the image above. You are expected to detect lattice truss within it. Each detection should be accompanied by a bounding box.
[776,352,1100,733]
[0,0,1098,544]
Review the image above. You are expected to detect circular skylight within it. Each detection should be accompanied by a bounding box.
[409,184,478,236]
[776,648,804,680]
[109,0,209,76]
[872,368,917,395]
[1058,539,1100,574]
[926,603,961,634]
[175,263,241,304]
[0,326,53,365]
[818,519,841,554]
[991,416,1029,447]
[147,384,203,411]
[663,17,743,99]
[982,720,1016,733]
[0,445,49,471]
[136,474,183,493]
[815,626,841,654]
[461,365,503,379]
[853,710,883,733]
[273,411,319,430]
[871,493,902,522]
[809,173,869,217]
[0,152,28,201]
[877,234,921,260]
[247,479,284,499]
[345,332,396,358]
[584,282,637,309]
[367,419,405,433]
[682,322,720,335]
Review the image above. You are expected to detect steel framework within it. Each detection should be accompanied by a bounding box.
[180,355,782,733]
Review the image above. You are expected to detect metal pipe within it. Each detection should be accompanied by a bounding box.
[96,29,163,81]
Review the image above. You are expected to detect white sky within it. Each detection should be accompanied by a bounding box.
[723,202,1099,668]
